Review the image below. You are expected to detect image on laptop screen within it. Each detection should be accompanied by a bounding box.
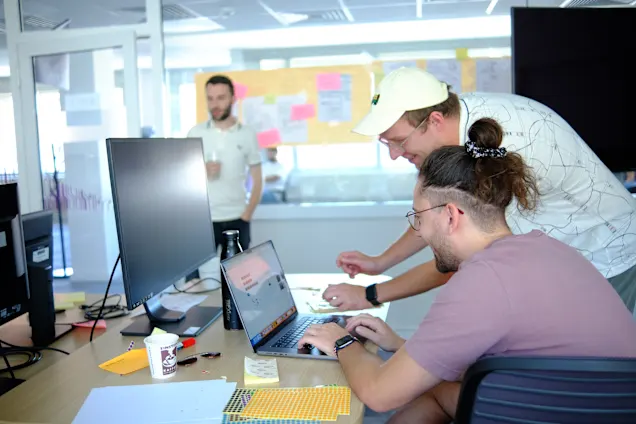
[221,241,297,346]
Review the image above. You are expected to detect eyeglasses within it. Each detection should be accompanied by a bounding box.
[406,204,464,231]
[176,352,221,366]
[378,118,427,152]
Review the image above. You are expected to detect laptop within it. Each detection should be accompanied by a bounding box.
[220,240,351,360]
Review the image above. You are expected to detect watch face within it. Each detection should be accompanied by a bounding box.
[336,335,353,347]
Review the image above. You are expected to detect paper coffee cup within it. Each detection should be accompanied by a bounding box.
[144,333,179,379]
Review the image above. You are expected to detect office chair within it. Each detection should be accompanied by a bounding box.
[455,356,636,424]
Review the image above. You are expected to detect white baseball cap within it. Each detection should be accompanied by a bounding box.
[353,67,449,136]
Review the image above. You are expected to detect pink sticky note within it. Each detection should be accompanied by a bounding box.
[257,129,281,148]
[234,83,248,99]
[73,319,107,329]
[316,73,342,91]
[290,103,316,121]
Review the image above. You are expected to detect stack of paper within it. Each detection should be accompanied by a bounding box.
[72,380,237,424]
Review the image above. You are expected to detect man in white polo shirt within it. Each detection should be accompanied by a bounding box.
[187,75,262,250]
[326,67,636,314]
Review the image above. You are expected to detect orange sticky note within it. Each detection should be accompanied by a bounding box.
[316,73,342,91]
[290,104,316,121]
[73,319,107,329]
[235,83,248,99]
[257,129,281,148]
[99,348,149,375]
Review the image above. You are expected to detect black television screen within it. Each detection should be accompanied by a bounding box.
[511,7,635,173]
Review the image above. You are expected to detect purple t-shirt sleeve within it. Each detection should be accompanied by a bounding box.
[404,261,512,381]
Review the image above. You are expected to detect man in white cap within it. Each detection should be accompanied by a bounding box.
[324,66,636,315]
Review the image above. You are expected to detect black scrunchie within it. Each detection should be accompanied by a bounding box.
[465,139,507,159]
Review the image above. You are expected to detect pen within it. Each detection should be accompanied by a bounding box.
[176,338,196,350]
[126,341,135,351]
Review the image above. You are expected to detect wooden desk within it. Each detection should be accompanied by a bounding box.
[0,296,132,381]
[0,273,390,423]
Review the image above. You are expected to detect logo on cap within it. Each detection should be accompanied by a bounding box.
[371,94,380,105]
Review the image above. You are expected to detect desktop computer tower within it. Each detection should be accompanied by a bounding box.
[22,211,61,347]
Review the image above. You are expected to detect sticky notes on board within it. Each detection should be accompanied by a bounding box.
[244,357,279,385]
[455,48,469,60]
[257,129,281,148]
[264,94,277,104]
[316,73,342,91]
[290,104,316,121]
[99,348,149,375]
[235,83,249,99]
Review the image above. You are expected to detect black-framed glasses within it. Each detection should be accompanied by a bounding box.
[177,352,222,366]
[406,204,464,231]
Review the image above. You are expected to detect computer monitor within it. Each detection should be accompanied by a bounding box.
[106,138,221,337]
[511,7,635,173]
[0,183,29,328]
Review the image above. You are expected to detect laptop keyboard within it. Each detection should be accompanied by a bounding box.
[272,317,336,349]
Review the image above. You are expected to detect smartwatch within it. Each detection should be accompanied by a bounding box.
[334,335,358,357]
[365,283,381,306]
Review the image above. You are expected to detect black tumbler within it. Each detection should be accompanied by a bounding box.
[220,229,243,330]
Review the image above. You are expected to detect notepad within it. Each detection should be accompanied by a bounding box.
[244,357,279,385]
[98,348,148,375]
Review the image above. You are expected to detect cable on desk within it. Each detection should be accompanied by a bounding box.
[1,350,17,379]
[0,338,69,374]
[81,294,128,321]
[171,277,221,294]
[90,254,121,343]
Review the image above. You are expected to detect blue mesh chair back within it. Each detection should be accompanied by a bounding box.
[455,356,636,424]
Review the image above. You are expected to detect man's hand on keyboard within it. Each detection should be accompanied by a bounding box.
[299,323,350,358]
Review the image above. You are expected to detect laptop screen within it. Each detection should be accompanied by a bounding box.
[220,241,297,346]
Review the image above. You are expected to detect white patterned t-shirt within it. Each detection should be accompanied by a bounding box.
[458,92,636,278]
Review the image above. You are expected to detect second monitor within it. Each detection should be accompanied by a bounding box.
[106,137,221,337]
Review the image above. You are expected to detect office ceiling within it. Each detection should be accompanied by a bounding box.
[0,0,606,34]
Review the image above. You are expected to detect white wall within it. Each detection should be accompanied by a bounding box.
[251,203,439,338]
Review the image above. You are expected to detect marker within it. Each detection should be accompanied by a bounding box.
[176,338,196,350]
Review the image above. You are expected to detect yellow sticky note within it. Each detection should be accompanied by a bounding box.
[99,348,149,375]
[55,291,86,303]
[151,327,167,335]
[455,48,469,60]
[264,94,276,104]
[244,357,279,385]
[54,301,75,312]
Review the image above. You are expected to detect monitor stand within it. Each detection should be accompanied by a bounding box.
[120,295,222,337]
[0,376,24,397]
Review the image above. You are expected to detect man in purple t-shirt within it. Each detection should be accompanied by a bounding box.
[300,118,636,423]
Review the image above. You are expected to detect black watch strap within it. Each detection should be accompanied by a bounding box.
[334,335,358,357]
[365,283,381,306]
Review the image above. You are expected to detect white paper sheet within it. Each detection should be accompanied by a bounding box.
[130,293,207,318]
[476,58,512,93]
[72,379,237,424]
[382,60,417,75]
[318,74,352,123]
[426,59,462,93]
[276,94,308,143]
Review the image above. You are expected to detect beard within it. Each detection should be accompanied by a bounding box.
[211,105,232,122]
[430,234,460,274]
